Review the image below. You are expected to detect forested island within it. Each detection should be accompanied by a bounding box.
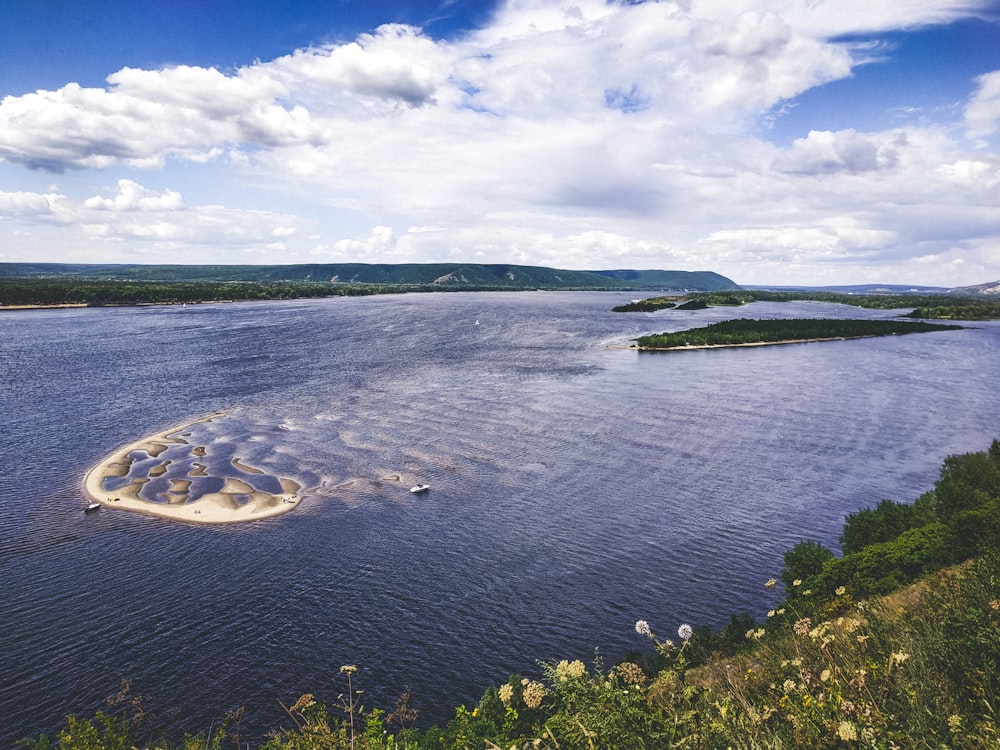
[22,440,1000,749]
[634,318,964,350]
[614,289,1000,320]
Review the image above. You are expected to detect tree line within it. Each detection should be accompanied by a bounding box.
[635,317,963,349]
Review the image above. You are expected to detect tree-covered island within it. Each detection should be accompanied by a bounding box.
[634,318,964,350]
[614,290,1000,320]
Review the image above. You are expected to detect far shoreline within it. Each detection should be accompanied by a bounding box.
[83,413,304,524]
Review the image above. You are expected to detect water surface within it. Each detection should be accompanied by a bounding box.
[1,292,997,745]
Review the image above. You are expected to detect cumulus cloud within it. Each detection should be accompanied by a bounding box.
[776,129,902,174]
[0,0,998,285]
[83,179,184,211]
[965,70,1000,140]
[0,181,309,262]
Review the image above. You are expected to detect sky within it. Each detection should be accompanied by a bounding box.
[1,0,999,286]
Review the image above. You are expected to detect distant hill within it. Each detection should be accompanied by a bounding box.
[749,283,950,295]
[0,262,739,291]
[947,280,1000,296]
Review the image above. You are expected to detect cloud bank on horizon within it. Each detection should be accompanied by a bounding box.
[1,0,999,286]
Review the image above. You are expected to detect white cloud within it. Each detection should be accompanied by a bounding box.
[0,181,310,262]
[965,69,1000,140]
[776,129,902,174]
[0,0,998,285]
[83,179,184,211]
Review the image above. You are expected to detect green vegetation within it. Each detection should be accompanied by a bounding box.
[22,440,1000,748]
[0,278,405,307]
[615,290,1000,320]
[611,297,681,312]
[0,263,740,305]
[634,318,963,350]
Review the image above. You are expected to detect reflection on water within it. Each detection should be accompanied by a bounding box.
[1,292,998,745]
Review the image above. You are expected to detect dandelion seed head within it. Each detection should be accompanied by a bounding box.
[635,619,651,637]
[678,623,693,641]
[764,578,777,588]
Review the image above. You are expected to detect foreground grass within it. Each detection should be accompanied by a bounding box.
[23,443,1000,749]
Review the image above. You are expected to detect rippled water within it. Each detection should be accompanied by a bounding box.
[1,291,998,745]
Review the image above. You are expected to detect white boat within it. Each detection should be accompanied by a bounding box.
[84,502,101,513]
[410,484,430,494]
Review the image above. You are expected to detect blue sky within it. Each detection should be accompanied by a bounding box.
[1,0,999,286]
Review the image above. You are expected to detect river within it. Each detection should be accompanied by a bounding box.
[1,291,997,745]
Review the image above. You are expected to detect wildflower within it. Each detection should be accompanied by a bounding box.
[835,586,847,596]
[837,720,858,741]
[793,618,812,636]
[764,578,777,588]
[554,659,586,681]
[840,699,856,715]
[776,608,785,615]
[635,620,651,637]
[678,623,693,641]
[839,617,861,634]
[339,665,358,675]
[614,662,646,685]
[820,669,831,682]
[890,651,910,666]
[289,693,315,712]
[498,683,513,706]
[948,714,963,733]
[803,589,812,596]
[792,579,802,587]
[990,600,999,611]
[782,679,796,694]
[522,680,546,709]
[767,609,775,618]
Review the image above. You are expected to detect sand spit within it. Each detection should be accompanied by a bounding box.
[84,413,303,524]
[633,336,853,352]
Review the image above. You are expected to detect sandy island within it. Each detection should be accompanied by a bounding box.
[633,336,855,351]
[84,413,304,524]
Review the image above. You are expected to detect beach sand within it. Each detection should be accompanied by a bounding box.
[84,413,303,524]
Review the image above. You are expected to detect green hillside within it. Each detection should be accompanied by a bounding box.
[0,262,739,291]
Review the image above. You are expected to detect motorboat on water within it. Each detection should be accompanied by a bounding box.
[410,484,430,494]
[85,502,101,513]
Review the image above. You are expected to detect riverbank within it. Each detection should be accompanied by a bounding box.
[83,413,303,524]
[634,335,853,351]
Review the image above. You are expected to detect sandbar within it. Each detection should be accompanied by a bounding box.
[84,413,304,524]
[634,336,852,351]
